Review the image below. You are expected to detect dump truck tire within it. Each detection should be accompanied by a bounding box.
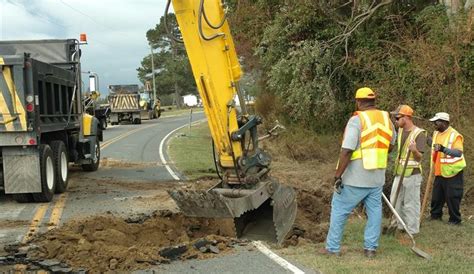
[82,139,100,172]
[51,141,69,193]
[32,145,56,202]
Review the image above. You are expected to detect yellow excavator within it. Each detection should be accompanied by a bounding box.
[166,0,297,244]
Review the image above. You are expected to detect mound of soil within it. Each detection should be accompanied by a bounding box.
[24,211,238,272]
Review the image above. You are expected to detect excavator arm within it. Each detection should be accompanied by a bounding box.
[167,0,297,244]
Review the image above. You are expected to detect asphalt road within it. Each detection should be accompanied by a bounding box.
[0,112,312,273]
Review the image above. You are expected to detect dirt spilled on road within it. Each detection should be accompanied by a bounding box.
[26,211,239,272]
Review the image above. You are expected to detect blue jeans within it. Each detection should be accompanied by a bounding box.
[325,185,383,253]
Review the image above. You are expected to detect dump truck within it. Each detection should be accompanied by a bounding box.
[108,84,141,125]
[0,39,102,202]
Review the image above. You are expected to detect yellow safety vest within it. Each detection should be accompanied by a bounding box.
[351,110,394,170]
[394,127,426,176]
[431,127,466,178]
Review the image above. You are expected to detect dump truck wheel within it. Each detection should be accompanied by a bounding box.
[82,139,100,172]
[32,145,56,202]
[51,141,69,193]
[13,194,33,203]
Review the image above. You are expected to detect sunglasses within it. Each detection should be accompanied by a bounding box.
[395,116,404,121]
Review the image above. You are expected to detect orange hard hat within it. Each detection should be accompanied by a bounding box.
[355,87,376,99]
[391,105,414,117]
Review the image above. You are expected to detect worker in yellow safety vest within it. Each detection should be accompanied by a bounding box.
[429,112,466,225]
[389,105,427,234]
[322,87,396,258]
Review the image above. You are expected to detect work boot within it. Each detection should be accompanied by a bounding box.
[428,216,442,221]
[364,249,376,258]
[318,248,341,257]
[447,221,461,226]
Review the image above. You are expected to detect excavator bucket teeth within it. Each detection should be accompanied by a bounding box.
[271,184,297,244]
[168,179,297,245]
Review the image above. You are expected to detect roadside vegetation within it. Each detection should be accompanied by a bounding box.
[167,122,217,180]
[278,217,473,273]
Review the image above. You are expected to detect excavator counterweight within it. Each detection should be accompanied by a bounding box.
[166,0,297,244]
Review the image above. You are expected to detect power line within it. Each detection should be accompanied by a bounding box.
[5,0,69,30]
[59,0,114,31]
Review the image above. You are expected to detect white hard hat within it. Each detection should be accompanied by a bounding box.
[429,112,450,122]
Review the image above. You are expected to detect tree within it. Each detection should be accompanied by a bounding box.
[137,13,196,107]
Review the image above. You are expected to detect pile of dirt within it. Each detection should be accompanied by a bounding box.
[23,211,239,272]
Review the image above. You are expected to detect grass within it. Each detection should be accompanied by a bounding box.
[167,121,217,180]
[277,217,473,273]
[160,106,203,117]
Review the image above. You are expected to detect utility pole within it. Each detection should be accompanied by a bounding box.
[171,39,181,109]
[150,45,157,107]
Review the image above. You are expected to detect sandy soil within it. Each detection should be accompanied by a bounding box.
[26,211,238,272]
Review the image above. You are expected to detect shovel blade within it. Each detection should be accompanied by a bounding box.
[411,246,432,260]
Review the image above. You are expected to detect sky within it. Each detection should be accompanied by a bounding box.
[0,0,168,95]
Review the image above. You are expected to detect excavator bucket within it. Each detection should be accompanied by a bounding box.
[168,179,297,244]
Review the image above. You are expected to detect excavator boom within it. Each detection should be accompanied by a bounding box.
[167,0,296,244]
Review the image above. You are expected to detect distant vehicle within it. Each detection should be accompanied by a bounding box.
[0,39,102,203]
[108,84,141,125]
[139,91,161,120]
[182,94,198,107]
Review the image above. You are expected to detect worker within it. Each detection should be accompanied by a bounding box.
[322,87,395,258]
[389,105,426,234]
[429,112,466,225]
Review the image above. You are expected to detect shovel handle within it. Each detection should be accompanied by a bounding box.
[420,165,434,223]
[393,150,412,208]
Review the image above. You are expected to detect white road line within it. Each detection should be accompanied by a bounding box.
[159,119,206,181]
[253,241,305,274]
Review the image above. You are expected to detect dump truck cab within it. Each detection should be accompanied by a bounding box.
[0,39,102,202]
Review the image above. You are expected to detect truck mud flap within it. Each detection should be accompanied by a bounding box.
[2,147,41,193]
[168,178,297,244]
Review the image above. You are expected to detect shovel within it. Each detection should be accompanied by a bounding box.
[384,150,411,235]
[382,193,432,260]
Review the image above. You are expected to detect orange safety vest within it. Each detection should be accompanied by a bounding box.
[351,110,394,170]
[431,127,466,178]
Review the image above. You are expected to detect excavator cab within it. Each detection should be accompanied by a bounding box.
[166,0,297,244]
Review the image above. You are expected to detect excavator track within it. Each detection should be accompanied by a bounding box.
[168,178,297,244]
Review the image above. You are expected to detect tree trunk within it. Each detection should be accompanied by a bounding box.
[441,0,462,16]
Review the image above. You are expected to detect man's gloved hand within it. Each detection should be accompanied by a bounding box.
[433,144,446,152]
[334,177,343,194]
